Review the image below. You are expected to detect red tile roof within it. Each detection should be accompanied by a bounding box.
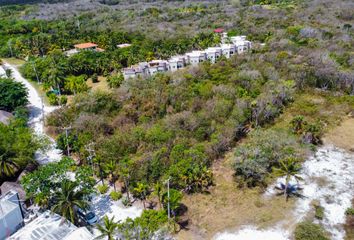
[214,28,224,33]
[74,42,98,49]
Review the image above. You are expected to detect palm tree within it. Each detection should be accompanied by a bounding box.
[95,216,119,240]
[64,75,88,95]
[51,180,89,224]
[272,157,303,200]
[104,160,119,191]
[0,148,21,177]
[133,182,149,209]
[153,182,163,209]
[290,115,306,134]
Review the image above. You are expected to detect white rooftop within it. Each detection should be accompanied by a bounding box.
[186,51,206,57]
[221,44,235,48]
[205,47,222,52]
[117,43,132,48]
[0,200,17,218]
[8,211,94,240]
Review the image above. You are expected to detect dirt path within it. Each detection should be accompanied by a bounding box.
[323,117,354,152]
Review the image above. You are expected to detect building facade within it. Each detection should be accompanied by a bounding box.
[122,33,252,80]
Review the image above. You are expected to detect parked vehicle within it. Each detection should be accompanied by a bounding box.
[77,208,98,225]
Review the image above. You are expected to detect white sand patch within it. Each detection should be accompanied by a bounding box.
[215,227,289,240]
[215,145,354,240]
[90,194,143,223]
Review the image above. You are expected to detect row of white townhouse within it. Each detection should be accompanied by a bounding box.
[122,35,252,80]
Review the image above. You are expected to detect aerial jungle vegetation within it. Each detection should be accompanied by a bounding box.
[42,0,354,195]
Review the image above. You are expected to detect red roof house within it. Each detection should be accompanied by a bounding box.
[214,28,224,33]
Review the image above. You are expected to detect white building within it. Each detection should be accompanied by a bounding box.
[122,62,149,80]
[0,191,24,240]
[147,60,169,75]
[221,44,237,58]
[205,47,222,63]
[168,56,186,72]
[230,36,252,53]
[8,211,94,240]
[122,33,252,79]
[186,51,207,66]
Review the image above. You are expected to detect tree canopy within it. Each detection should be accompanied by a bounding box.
[0,77,28,112]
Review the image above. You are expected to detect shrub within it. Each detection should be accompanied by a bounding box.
[346,208,354,216]
[48,93,59,106]
[314,205,325,220]
[97,184,109,194]
[234,129,303,188]
[91,73,99,83]
[122,196,132,206]
[48,94,67,106]
[294,221,329,240]
[59,95,67,105]
[118,210,168,239]
[107,73,124,88]
[110,191,122,201]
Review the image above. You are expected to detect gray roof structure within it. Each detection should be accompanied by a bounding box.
[8,211,94,240]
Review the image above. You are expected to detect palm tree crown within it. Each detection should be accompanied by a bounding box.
[51,180,89,224]
[95,215,119,240]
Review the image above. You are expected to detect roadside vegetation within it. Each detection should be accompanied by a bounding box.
[0,76,42,184]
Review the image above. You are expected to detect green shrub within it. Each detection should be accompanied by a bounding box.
[294,221,329,240]
[110,191,122,201]
[234,129,303,188]
[315,205,324,220]
[122,196,132,206]
[97,184,109,194]
[107,73,124,88]
[91,73,99,83]
[59,95,67,105]
[48,93,59,106]
[346,208,354,215]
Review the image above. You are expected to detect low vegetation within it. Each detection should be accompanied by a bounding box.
[294,221,329,240]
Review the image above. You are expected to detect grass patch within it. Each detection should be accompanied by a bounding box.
[2,58,25,66]
[178,158,295,239]
[272,90,354,132]
[87,76,110,92]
